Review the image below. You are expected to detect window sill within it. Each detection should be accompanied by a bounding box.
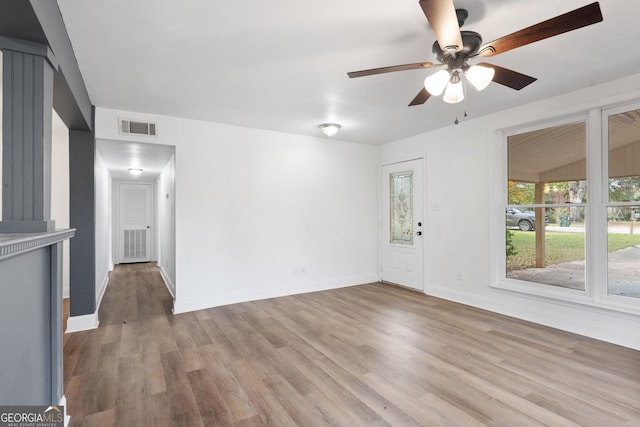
[491,278,640,316]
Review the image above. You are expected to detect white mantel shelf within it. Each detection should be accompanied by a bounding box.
[0,229,75,261]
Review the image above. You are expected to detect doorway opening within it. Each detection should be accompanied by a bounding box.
[96,139,176,299]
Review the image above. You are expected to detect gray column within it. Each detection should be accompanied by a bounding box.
[0,38,58,233]
[69,128,96,317]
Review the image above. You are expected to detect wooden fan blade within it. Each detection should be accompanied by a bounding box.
[477,62,537,90]
[347,62,434,78]
[478,2,603,57]
[419,0,463,53]
[409,87,431,106]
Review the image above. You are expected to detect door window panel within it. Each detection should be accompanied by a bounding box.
[390,171,413,245]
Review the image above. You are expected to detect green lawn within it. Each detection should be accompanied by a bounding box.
[507,230,640,271]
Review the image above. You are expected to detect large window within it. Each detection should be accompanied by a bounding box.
[607,109,640,300]
[500,105,640,309]
[506,121,587,291]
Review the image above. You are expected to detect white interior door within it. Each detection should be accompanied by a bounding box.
[118,183,152,263]
[381,159,424,290]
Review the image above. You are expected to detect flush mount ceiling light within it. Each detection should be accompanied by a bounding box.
[128,168,143,176]
[319,123,341,137]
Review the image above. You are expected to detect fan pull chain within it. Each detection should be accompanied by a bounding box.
[455,79,469,125]
[463,78,469,118]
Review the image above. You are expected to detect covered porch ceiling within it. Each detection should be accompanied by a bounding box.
[508,109,640,183]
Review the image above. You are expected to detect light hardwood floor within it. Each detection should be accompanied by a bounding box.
[64,263,640,426]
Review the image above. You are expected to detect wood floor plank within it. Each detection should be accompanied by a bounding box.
[64,263,640,426]
[80,409,114,427]
[277,346,389,425]
[228,359,298,427]
[160,350,205,426]
[83,341,120,415]
[199,349,259,422]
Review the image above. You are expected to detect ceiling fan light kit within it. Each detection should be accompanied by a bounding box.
[348,1,603,107]
[465,65,495,91]
[424,69,450,96]
[443,71,464,103]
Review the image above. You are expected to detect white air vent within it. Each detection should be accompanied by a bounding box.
[119,119,157,137]
[123,229,147,260]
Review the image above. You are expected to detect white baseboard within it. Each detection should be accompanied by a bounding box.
[65,269,110,334]
[173,273,379,314]
[423,284,640,351]
[59,395,70,427]
[65,311,99,333]
[159,265,175,298]
[96,270,110,309]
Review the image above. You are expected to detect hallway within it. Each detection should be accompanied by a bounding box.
[64,263,640,426]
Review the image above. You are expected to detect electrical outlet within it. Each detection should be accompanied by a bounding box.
[456,271,463,281]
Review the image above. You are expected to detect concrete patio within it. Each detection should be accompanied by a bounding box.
[508,245,640,298]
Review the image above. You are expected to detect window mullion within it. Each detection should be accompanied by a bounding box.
[588,108,605,301]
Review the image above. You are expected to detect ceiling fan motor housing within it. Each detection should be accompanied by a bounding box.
[432,30,482,65]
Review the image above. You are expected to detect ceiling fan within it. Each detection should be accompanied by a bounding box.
[348,1,603,106]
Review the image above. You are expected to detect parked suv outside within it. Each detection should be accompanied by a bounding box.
[506,207,548,231]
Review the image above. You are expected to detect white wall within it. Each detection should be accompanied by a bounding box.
[51,113,70,297]
[380,73,640,350]
[157,154,176,297]
[95,151,113,307]
[95,109,380,312]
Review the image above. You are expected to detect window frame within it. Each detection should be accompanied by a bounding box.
[490,106,640,315]
[597,103,640,311]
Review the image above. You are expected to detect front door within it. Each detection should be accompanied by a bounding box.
[118,183,152,263]
[381,159,424,291]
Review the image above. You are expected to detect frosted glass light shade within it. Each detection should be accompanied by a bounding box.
[319,123,341,136]
[466,65,495,91]
[128,168,143,176]
[443,81,464,104]
[424,70,450,96]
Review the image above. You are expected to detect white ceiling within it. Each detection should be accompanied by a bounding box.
[56,0,640,144]
[97,139,175,181]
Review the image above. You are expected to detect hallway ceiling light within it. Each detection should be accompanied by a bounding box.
[128,168,143,176]
[319,123,341,137]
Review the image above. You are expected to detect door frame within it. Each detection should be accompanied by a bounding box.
[114,181,155,264]
[379,156,426,291]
